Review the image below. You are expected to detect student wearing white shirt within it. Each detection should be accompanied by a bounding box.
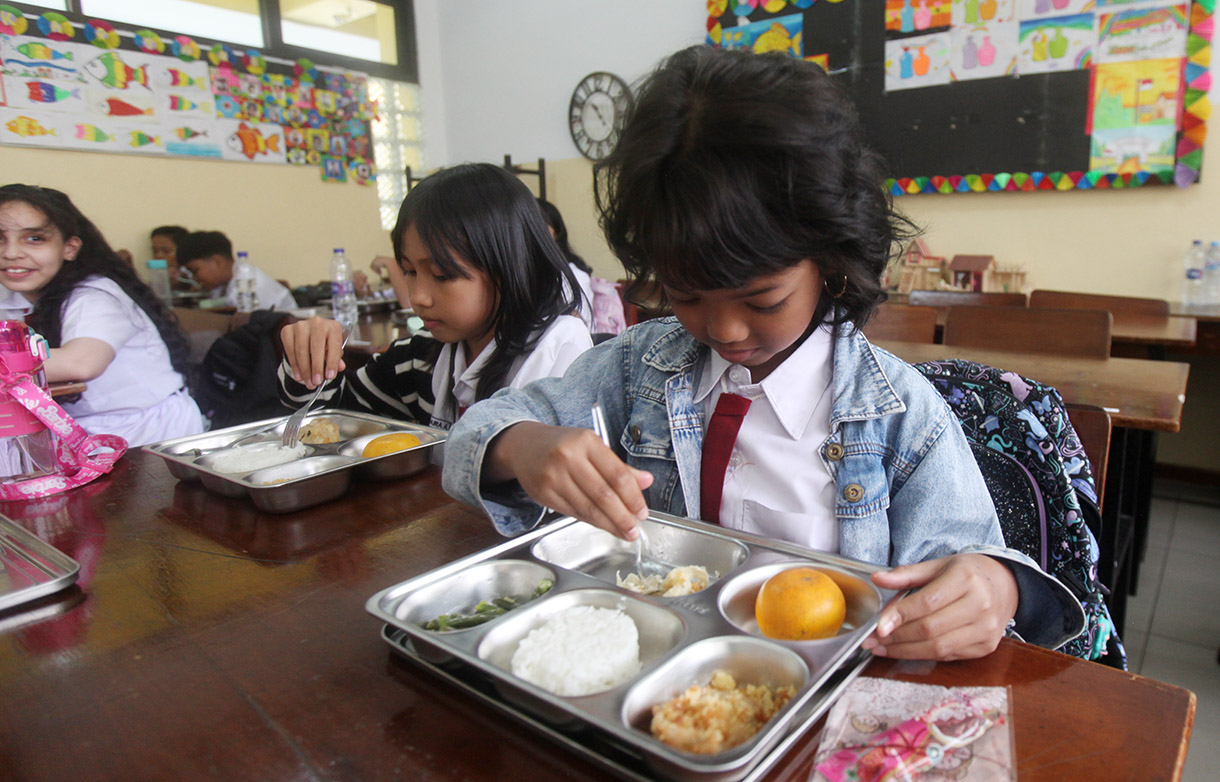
[0,184,203,446]
[536,199,596,331]
[276,163,592,434]
[176,231,297,311]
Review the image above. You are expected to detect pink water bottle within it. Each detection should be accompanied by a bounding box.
[0,320,57,481]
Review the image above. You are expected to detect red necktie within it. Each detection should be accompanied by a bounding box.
[700,392,751,524]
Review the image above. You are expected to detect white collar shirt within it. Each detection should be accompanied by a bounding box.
[694,322,838,552]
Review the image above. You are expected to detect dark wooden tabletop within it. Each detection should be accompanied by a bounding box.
[875,340,1190,432]
[0,451,1195,782]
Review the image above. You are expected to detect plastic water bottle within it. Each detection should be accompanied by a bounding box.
[1205,241,1220,305]
[0,321,57,481]
[233,251,258,313]
[329,248,359,327]
[145,259,171,303]
[1182,239,1207,307]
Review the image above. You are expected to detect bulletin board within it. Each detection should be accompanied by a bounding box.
[0,4,378,186]
[706,0,1214,195]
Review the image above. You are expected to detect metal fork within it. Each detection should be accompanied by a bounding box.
[281,325,352,447]
[591,403,651,570]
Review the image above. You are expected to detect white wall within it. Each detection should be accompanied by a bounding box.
[414,1,705,165]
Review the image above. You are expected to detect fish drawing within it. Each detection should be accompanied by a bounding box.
[174,127,207,141]
[129,131,159,148]
[16,43,72,62]
[751,22,802,56]
[164,69,206,90]
[26,82,81,103]
[226,122,280,160]
[83,52,150,90]
[6,116,55,137]
[75,124,112,143]
[167,95,200,112]
[100,97,153,117]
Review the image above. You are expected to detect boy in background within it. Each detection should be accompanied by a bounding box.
[176,230,296,311]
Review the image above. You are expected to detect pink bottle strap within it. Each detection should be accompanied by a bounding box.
[0,375,127,500]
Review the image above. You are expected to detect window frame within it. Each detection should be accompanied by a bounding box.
[44,0,417,82]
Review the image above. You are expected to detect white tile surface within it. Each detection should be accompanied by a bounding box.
[1138,636,1217,782]
[1148,546,1220,648]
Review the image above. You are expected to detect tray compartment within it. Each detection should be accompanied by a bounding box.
[621,635,809,775]
[339,428,440,480]
[476,588,685,725]
[531,517,748,591]
[246,455,358,512]
[296,412,387,443]
[392,559,556,663]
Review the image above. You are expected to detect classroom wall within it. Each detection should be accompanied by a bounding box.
[0,144,392,285]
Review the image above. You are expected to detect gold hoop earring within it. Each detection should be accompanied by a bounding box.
[824,275,847,299]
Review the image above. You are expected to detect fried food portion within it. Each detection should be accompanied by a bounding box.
[298,417,340,444]
[617,565,711,597]
[650,670,796,755]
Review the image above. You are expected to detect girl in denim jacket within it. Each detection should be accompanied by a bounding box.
[444,47,1083,661]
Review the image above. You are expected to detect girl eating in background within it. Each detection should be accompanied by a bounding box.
[150,224,195,290]
[0,185,203,446]
[442,47,1084,662]
[278,163,592,430]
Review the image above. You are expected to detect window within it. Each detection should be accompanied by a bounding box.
[280,0,398,66]
[18,1,68,9]
[79,0,265,47]
[369,77,424,230]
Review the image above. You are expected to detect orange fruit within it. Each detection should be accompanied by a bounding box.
[754,567,846,641]
[361,432,422,457]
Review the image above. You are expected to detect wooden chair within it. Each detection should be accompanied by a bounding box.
[1029,289,1169,318]
[908,290,1028,309]
[862,303,938,343]
[943,306,1113,358]
[1065,404,1111,511]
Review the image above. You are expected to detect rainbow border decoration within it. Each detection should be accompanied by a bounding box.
[886,0,1214,195]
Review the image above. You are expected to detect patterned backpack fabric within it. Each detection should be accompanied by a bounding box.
[915,359,1125,668]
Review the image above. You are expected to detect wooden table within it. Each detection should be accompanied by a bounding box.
[0,453,1195,781]
[874,340,1189,432]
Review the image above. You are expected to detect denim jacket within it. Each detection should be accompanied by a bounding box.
[443,318,1085,650]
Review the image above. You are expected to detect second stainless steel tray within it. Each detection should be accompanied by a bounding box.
[0,515,80,613]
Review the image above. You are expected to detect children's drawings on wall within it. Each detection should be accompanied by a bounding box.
[0,8,376,186]
[1018,0,1097,21]
[886,33,953,91]
[887,0,953,33]
[952,0,1018,27]
[1095,4,1187,63]
[717,13,803,55]
[951,23,1019,80]
[1017,13,1096,74]
[1090,56,1181,174]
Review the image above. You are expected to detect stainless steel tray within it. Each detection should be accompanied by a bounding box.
[366,513,898,782]
[0,515,80,612]
[143,409,446,513]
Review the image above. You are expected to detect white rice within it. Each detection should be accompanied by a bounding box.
[510,605,641,697]
[210,443,308,474]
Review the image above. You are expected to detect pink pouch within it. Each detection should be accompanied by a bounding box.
[0,338,127,501]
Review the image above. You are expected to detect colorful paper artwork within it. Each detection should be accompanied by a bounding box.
[1090,57,1182,174]
[0,22,375,185]
[951,0,1017,27]
[886,33,952,90]
[1095,4,1188,63]
[1018,0,1096,20]
[1017,13,1096,73]
[886,0,953,34]
[718,13,804,56]
[951,22,1018,80]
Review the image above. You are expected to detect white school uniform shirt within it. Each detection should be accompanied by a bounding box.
[694,322,838,552]
[49,277,204,446]
[216,264,297,311]
[568,264,595,331]
[0,287,32,320]
[430,315,593,427]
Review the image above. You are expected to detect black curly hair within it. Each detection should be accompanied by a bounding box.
[0,184,193,379]
[595,46,916,329]
[390,164,578,402]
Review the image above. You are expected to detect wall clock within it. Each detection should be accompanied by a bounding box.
[568,71,633,161]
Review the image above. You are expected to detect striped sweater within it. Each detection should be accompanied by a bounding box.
[277,335,443,425]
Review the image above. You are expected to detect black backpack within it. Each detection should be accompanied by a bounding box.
[915,358,1125,668]
[193,310,293,430]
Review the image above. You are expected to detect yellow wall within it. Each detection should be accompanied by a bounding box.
[0,145,392,285]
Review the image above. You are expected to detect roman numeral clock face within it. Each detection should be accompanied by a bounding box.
[568,72,633,161]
